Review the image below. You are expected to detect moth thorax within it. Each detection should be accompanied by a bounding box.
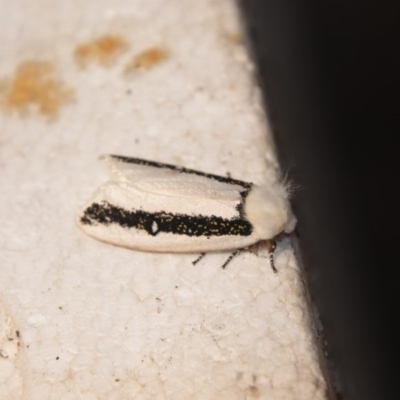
[244,184,296,240]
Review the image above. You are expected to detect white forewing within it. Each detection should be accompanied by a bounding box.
[103,155,244,201]
[78,155,296,255]
[89,179,240,220]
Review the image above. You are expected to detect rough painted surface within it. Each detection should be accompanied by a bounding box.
[0,0,327,398]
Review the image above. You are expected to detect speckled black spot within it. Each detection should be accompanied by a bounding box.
[81,202,253,237]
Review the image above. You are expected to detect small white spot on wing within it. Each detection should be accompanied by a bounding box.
[151,221,158,234]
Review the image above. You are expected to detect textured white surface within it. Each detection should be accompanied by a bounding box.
[0,0,327,399]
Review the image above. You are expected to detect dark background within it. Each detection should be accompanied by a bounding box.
[239,1,399,399]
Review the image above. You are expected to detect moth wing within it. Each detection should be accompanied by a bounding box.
[79,179,259,253]
[102,155,246,201]
[78,155,260,253]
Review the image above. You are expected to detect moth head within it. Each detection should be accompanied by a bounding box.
[244,184,297,240]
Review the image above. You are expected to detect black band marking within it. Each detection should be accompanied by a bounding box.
[109,155,253,189]
[81,201,253,237]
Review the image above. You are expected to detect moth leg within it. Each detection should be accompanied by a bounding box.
[221,249,241,269]
[192,253,206,265]
[265,239,277,273]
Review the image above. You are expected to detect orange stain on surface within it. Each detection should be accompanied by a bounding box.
[226,33,243,45]
[124,47,168,74]
[75,35,129,68]
[0,60,73,117]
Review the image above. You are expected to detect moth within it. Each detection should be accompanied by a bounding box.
[78,155,296,271]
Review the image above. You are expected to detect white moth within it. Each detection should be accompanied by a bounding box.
[78,155,296,271]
